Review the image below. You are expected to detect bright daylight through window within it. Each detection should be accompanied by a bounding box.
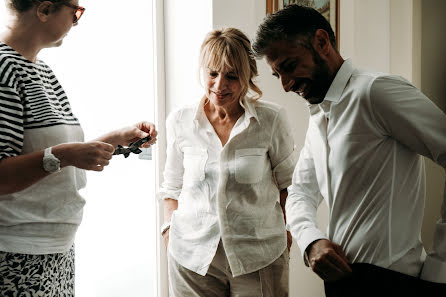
[0,1,157,296]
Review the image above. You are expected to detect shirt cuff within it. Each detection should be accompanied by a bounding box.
[156,190,180,201]
[296,228,327,267]
[420,255,446,283]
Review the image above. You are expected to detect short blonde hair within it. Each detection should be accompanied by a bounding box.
[199,28,262,101]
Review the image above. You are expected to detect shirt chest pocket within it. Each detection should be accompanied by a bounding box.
[235,148,268,184]
[182,147,208,185]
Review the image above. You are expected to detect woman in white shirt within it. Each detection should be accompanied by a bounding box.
[0,1,157,296]
[159,28,296,297]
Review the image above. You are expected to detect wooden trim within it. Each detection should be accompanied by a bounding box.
[266,0,273,14]
[266,0,280,14]
[336,0,340,50]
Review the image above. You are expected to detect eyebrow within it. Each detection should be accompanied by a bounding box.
[270,58,291,78]
[278,58,294,72]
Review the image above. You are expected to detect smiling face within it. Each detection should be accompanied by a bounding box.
[204,67,243,108]
[265,39,332,105]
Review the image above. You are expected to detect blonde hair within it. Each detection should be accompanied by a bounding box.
[199,28,262,101]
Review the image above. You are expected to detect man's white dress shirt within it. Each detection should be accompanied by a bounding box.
[159,97,297,277]
[286,59,446,283]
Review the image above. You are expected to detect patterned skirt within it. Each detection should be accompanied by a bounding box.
[0,245,75,297]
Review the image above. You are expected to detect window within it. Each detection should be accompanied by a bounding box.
[1,1,159,296]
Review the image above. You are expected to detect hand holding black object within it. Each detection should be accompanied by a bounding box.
[113,135,152,158]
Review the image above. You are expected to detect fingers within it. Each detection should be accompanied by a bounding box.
[307,239,351,282]
[118,122,157,148]
[311,250,351,281]
[312,258,345,281]
[136,121,158,140]
[333,243,351,270]
[71,141,114,171]
[137,121,157,135]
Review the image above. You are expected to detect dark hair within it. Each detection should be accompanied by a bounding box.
[7,0,69,13]
[252,4,337,57]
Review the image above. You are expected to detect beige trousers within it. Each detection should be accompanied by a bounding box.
[168,241,289,297]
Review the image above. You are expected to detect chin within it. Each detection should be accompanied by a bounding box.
[49,39,64,48]
[304,95,324,105]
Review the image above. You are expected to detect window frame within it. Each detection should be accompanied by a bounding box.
[152,0,168,296]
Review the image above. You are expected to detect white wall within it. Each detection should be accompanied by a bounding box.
[419,0,446,252]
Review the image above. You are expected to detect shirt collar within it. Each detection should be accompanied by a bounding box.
[240,97,259,123]
[323,58,355,103]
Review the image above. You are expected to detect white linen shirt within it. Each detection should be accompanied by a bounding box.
[286,59,446,283]
[158,97,297,277]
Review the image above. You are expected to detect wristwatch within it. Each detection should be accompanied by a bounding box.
[43,147,61,173]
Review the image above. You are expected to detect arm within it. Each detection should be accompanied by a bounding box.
[0,79,113,195]
[94,121,157,148]
[286,139,351,281]
[0,120,157,196]
[162,198,178,248]
[0,141,114,195]
[269,107,297,252]
[0,121,157,196]
[157,112,184,248]
[370,76,446,283]
[280,189,293,251]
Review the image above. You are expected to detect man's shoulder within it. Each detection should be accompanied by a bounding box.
[351,68,409,86]
[347,69,412,101]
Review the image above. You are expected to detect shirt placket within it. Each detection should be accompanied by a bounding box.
[215,114,253,276]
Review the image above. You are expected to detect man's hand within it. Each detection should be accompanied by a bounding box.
[307,239,352,282]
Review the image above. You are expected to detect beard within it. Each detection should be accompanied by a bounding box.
[294,51,332,105]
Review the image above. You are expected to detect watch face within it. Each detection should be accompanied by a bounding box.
[43,156,60,172]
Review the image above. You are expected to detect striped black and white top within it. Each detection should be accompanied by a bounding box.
[0,42,80,160]
[0,42,87,255]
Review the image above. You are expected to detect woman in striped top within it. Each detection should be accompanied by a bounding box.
[0,1,157,296]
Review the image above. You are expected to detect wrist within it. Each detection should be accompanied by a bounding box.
[51,143,71,168]
[42,147,61,173]
[161,221,171,236]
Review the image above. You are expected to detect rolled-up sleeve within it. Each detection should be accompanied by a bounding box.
[157,112,184,201]
[269,107,298,190]
[371,76,446,283]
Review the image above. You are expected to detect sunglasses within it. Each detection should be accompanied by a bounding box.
[61,2,85,24]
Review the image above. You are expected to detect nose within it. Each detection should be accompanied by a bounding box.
[280,75,294,92]
[214,75,227,91]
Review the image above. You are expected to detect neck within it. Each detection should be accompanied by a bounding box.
[328,52,345,83]
[0,18,45,62]
[205,98,244,123]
